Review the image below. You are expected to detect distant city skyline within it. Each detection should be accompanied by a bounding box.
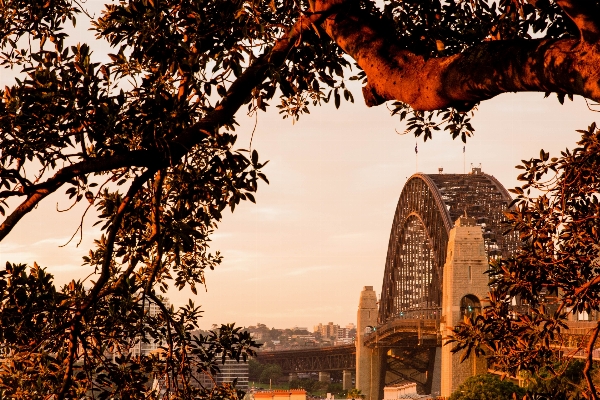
[0,2,596,330]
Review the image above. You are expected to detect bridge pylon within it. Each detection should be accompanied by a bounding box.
[356,286,382,400]
[440,216,489,397]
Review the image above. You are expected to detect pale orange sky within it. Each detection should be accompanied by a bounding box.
[0,1,596,330]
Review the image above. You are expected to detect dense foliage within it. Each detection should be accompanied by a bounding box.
[346,388,366,399]
[248,360,282,384]
[448,374,525,400]
[0,0,599,398]
[452,125,600,398]
[523,360,588,400]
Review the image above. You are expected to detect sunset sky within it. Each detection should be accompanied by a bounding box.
[0,1,597,330]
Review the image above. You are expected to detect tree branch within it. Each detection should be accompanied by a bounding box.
[144,170,165,295]
[0,9,333,243]
[53,169,157,397]
[80,168,156,313]
[569,274,600,304]
[147,291,176,396]
[584,321,600,400]
[556,0,600,43]
[0,151,158,241]
[56,321,80,400]
[316,0,600,110]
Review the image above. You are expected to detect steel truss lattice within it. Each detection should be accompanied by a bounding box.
[379,170,518,324]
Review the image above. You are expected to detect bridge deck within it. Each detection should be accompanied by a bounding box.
[256,344,355,373]
[254,320,600,380]
[364,318,441,348]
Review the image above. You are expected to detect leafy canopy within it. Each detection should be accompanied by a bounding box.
[0,0,596,398]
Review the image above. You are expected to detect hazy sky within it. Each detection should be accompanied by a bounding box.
[0,1,596,330]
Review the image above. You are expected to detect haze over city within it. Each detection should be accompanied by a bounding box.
[0,0,595,330]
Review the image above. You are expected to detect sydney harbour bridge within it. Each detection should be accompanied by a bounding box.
[377,168,517,322]
[256,168,587,399]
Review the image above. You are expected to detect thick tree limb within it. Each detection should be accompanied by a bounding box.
[316,0,600,110]
[57,320,80,400]
[0,151,159,242]
[556,0,600,43]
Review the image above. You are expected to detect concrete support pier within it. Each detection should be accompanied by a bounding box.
[288,373,298,382]
[356,286,382,400]
[318,372,330,383]
[440,216,489,397]
[342,370,353,390]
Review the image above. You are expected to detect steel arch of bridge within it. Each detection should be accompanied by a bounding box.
[379,171,518,324]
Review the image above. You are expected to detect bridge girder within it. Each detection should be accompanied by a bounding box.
[385,346,438,393]
[363,319,440,348]
[256,345,355,374]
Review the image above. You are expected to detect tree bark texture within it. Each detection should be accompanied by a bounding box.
[316,0,600,111]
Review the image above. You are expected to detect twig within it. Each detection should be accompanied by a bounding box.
[80,168,156,312]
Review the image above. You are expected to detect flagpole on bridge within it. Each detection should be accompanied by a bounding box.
[415,142,418,172]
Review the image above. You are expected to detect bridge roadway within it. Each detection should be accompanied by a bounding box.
[363,317,441,349]
[256,344,355,374]
[257,318,600,394]
[255,318,439,375]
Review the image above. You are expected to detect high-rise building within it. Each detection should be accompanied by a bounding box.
[193,356,249,391]
[216,357,249,390]
[313,322,340,339]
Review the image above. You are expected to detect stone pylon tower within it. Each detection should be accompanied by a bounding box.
[356,286,382,400]
[440,216,489,397]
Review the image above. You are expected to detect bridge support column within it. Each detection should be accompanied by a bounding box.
[356,286,382,400]
[342,370,353,390]
[289,373,298,382]
[319,372,330,383]
[440,216,489,398]
[430,346,442,397]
